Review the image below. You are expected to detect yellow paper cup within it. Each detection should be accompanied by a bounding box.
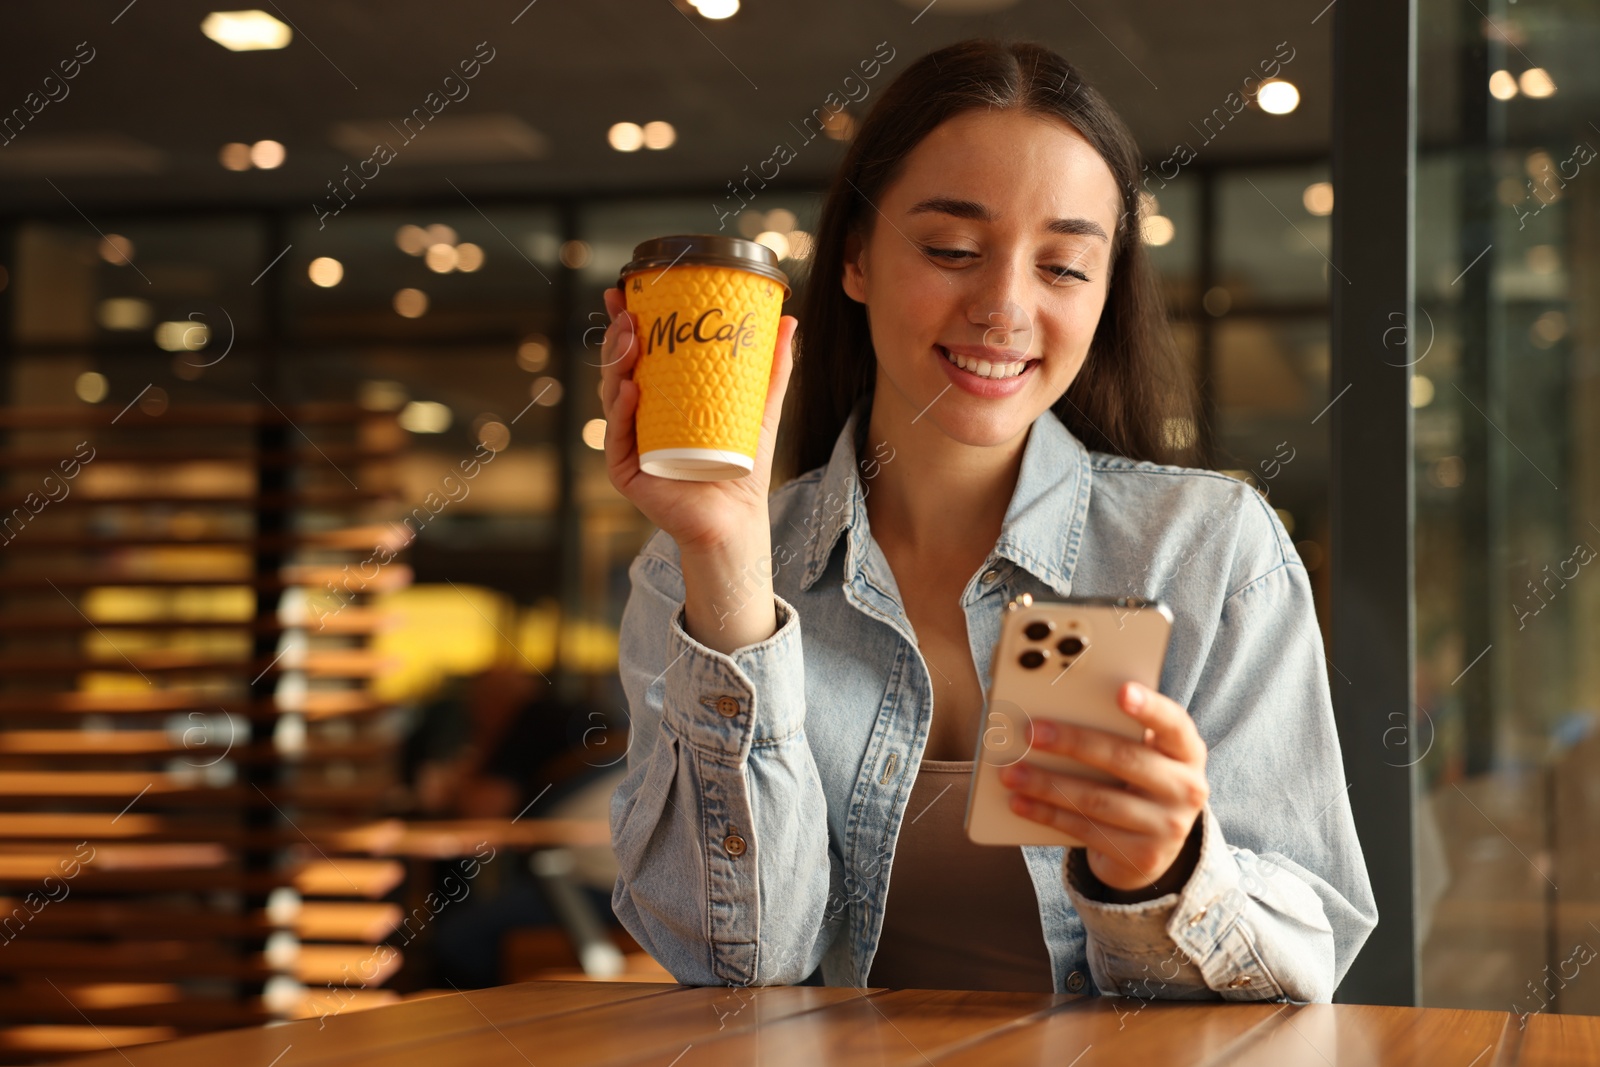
[619,235,790,481]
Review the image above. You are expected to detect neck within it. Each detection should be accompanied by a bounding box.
[860,390,1029,563]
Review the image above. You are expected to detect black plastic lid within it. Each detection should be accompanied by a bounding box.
[618,234,791,297]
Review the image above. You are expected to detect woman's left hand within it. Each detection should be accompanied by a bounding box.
[998,681,1209,894]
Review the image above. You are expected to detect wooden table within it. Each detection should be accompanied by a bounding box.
[54,980,1599,1065]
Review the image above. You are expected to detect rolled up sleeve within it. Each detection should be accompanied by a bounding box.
[1065,559,1377,1003]
[608,543,833,987]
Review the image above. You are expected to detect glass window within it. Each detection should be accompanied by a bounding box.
[1142,171,1201,313]
[1216,165,1334,308]
[1414,0,1600,1016]
[12,218,265,350]
[284,208,562,342]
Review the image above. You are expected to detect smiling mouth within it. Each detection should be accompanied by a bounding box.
[938,345,1037,380]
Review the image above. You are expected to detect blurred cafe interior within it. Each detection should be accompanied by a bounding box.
[0,0,1596,1059]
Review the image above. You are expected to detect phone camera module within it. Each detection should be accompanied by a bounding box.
[1019,649,1048,669]
[1023,620,1054,641]
[1057,636,1085,656]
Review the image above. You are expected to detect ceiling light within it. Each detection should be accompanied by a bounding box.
[358,380,408,411]
[249,139,285,169]
[765,208,797,234]
[154,320,210,352]
[424,223,457,246]
[475,420,511,451]
[455,243,485,272]
[1257,80,1300,115]
[531,376,563,405]
[1519,68,1556,98]
[201,10,292,52]
[75,372,109,404]
[1488,70,1519,101]
[1525,245,1559,274]
[1532,310,1567,346]
[642,121,676,150]
[1302,181,1334,216]
[822,110,855,141]
[1141,216,1175,246]
[393,288,429,318]
[517,337,550,372]
[608,122,644,152]
[1410,375,1434,408]
[96,298,152,330]
[395,225,428,255]
[98,234,135,265]
[582,418,606,450]
[692,0,740,17]
[559,240,591,269]
[398,401,452,434]
[425,243,459,273]
[219,142,252,170]
[786,230,814,260]
[307,257,343,287]
[754,231,790,259]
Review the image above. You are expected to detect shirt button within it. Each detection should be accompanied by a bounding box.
[723,833,747,856]
[1066,970,1087,993]
[981,568,1000,584]
[1227,975,1253,989]
[714,696,740,718]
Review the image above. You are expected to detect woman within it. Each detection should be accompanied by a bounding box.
[602,38,1376,1000]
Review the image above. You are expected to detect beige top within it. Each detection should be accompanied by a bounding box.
[865,758,1057,992]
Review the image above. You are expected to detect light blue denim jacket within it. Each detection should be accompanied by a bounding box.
[609,398,1378,1001]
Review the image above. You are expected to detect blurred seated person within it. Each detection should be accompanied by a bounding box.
[405,666,620,818]
[399,666,626,987]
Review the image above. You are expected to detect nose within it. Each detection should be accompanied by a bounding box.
[966,257,1032,351]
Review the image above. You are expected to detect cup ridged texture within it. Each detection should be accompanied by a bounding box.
[624,264,783,472]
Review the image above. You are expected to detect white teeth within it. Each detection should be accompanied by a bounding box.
[942,347,1030,380]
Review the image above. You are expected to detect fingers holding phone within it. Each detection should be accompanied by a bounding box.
[1001,681,1210,893]
[964,594,1191,887]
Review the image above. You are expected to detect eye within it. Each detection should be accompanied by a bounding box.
[919,246,976,262]
[1045,264,1091,284]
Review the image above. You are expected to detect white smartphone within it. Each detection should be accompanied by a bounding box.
[964,592,1174,847]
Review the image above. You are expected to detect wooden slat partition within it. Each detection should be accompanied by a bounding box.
[0,402,412,1059]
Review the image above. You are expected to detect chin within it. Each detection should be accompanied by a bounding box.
[921,404,1039,449]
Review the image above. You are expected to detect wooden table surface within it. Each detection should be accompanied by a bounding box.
[55,980,1599,1066]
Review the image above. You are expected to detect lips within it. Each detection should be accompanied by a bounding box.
[935,344,1039,397]
[937,344,1037,380]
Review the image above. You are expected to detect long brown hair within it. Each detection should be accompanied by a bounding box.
[778,38,1202,482]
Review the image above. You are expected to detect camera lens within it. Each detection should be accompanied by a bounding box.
[1057,636,1084,656]
[1023,621,1054,641]
[1019,649,1047,669]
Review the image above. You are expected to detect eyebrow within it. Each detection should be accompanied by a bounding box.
[906,196,1109,242]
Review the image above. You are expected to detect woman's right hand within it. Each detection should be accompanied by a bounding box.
[599,285,798,556]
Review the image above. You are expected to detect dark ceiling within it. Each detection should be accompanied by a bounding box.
[0,0,1332,214]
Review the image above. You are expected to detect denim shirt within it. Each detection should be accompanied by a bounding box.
[609,399,1378,1001]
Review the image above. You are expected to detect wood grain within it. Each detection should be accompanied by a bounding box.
[1518,1012,1600,1066]
[613,986,1073,1066]
[44,980,1598,1066]
[1216,1003,1510,1066]
[57,981,668,1066]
